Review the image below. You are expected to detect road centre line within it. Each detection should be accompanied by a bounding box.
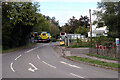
[37,55,40,60]
[60,61,81,69]
[25,47,38,53]
[70,73,84,78]
[42,61,56,69]
[15,54,22,61]
[10,62,15,72]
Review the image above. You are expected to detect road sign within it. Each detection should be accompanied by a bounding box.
[116,38,119,46]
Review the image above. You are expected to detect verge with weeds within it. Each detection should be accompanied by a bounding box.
[2,43,36,53]
[70,56,120,68]
[86,53,120,61]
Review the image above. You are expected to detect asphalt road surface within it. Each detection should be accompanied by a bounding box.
[2,42,118,79]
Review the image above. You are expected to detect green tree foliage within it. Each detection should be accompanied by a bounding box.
[61,16,89,34]
[2,2,40,50]
[33,14,50,32]
[44,16,60,27]
[93,2,120,38]
[74,26,89,36]
[44,15,60,38]
[49,24,60,38]
[33,15,60,39]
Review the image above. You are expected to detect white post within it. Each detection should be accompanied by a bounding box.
[116,38,119,46]
[116,38,119,54]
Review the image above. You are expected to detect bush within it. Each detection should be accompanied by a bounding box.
[51,38,56,42]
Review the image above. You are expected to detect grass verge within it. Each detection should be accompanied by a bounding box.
[2,43,37,53]
[68,45,89,48]
[70,56,120,68]
[86,53,119,61]
[0,45,2,53]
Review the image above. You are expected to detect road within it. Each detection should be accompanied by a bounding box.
[2,42,118,79]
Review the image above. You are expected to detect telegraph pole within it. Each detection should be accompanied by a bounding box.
[89,9,92,53]
[89,9,92,38]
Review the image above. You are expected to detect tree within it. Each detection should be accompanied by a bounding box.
[61,16,89,34]
[2,2,14,49]
[33,14,50,32]
[93,2,120,38]
[2,2,40,49]
[49,24,60,38]
[44,15,60,38]
[74,26,89,37]
[33,15,60,39]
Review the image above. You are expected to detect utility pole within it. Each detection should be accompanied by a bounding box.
[67,34,70,47]
[89,9,92,53]
[89,9,92,39]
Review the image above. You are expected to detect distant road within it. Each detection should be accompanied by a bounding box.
[2,42,118,79]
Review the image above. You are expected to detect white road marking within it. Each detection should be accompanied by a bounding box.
[60,61,81,69]
[42,61,56,69]
[10,62,15,72]
[29,63,38,70]
[15,54,22,61]
[70,73,84,78]
[37,55,40,60]
[28,68,35,72]
[25,49,34,53]
[25,47,38,53]
[28,63,38,72]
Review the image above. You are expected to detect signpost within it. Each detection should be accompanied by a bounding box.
[116,38,119,46]
[116,38,119,54]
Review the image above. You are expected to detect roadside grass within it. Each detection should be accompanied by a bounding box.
[2,43,37,53]
[70,56,120,68]
[68,45,89,48]
[60,44,89,48]
[0,45,2,53]
[86,53,120,61]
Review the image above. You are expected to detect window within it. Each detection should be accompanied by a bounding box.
[43,33,46,36]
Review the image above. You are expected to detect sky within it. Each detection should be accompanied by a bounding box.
[38,0,101,26]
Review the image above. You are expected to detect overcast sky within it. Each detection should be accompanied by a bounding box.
[38,0,101,26]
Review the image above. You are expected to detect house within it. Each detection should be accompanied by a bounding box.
[88,25,108,37]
